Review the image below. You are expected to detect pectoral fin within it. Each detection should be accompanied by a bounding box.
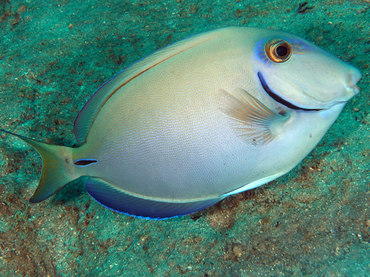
[221,88,290,145]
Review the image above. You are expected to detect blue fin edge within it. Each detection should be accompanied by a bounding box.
[85,177,221,220]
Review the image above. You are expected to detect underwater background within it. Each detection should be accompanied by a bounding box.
[0,0,369,276]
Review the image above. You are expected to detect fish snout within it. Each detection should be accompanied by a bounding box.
[346,66,362,97]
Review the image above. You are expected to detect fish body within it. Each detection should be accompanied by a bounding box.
[1,27,361,219]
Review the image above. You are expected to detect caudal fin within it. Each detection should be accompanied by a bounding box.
[1,130,78,202]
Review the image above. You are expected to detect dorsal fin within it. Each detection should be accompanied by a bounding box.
[73,29,222,144]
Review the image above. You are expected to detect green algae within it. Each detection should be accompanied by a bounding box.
[0,0,369,276]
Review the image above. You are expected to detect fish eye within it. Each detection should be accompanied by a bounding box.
[265,39,292,63]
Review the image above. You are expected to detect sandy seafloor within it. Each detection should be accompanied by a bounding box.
[0,0,369,276]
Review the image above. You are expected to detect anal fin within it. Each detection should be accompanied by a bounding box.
[86,177,221,220]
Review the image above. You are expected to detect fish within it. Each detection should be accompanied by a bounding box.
[0,27,361,219]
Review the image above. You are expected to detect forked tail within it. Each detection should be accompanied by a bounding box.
[1,130,78,202]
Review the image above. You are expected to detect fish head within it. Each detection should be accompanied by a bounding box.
[253,31,362,110]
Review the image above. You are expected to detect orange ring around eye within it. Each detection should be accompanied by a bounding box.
[265,39,292,63]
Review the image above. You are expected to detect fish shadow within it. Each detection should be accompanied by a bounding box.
[51,177,88,205]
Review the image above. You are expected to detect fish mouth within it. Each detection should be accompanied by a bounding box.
[257,72,322,111]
